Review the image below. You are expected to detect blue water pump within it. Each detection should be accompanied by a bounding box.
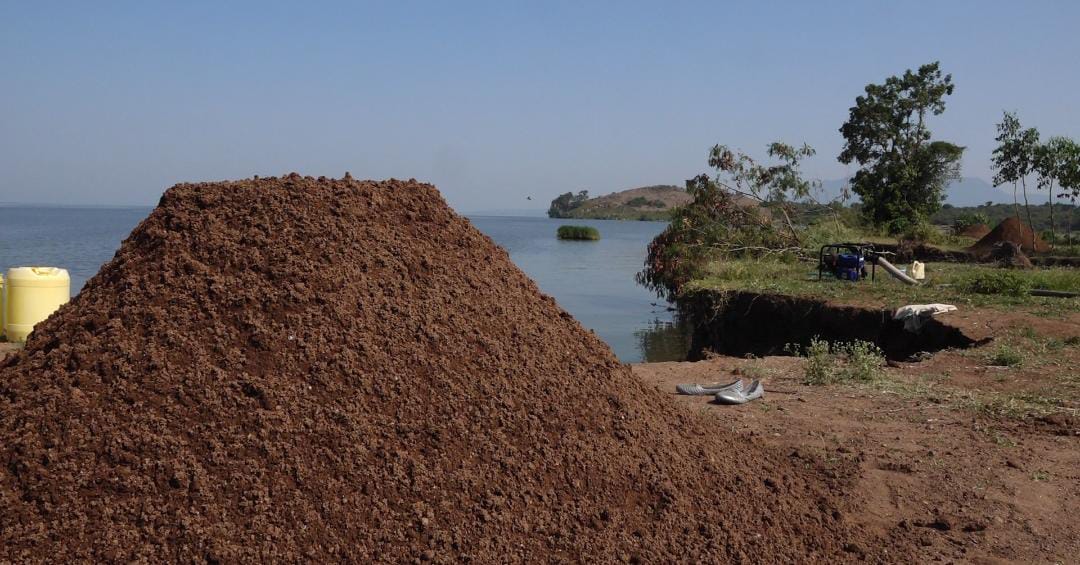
[818,243,877,282]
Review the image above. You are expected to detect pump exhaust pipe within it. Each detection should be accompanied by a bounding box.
[869,254,919,286]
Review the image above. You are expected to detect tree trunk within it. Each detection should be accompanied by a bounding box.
[1013,182,1021,227]
[1022,176,1035,251]
[777,204,802,246]
[1049,180,1056,251]
[1069,201,1074,245]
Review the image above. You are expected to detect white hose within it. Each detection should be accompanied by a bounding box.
[875,256,920,286]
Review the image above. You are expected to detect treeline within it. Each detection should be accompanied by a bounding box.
[548,190,590,218]
[931,202,1079,232]
[784,201,1079,234]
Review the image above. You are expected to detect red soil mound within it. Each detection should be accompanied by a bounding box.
[958,223,991,239]
[0,175,883,562]
[968,217,1048,255]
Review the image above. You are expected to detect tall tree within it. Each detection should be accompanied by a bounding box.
[991,111,1040,249]
[838,62,964,233]
[1035,136,1079,248]
[1051,138,1080,244]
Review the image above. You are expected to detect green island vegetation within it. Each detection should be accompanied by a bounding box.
[556,225,600,240]
[548,185,690,220]
[635,61,1080,312]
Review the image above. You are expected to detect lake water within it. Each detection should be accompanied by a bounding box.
[0,206,688,362]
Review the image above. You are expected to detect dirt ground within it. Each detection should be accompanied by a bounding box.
[4,300,1076,561]
[634,308,1079,564]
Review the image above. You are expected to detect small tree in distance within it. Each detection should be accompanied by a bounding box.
[1060,142,1080,244]
[992,111,1040,248]
[1035,136,1079,248]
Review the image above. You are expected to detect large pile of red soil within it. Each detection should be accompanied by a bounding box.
[0,175,879,562]
[968,217,1049,255]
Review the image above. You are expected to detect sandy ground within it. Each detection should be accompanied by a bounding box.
[634,314,1079,564]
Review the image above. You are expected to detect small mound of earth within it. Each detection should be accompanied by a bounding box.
[958,223,991,239]
[969,217,1048,256]
[0,175,886,562]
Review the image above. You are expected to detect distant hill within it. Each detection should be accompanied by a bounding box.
[817,177,1014,207]
[548,185,691,220]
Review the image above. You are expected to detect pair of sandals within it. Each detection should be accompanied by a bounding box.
[675,379,764,405]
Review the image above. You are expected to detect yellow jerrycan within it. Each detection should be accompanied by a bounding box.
[4,267,71,342]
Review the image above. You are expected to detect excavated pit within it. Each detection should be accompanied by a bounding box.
[680,290,979,361]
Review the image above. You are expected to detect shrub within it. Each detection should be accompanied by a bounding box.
[957,270,1033,297]
[637,175,794,298]
[626,196,649,207]
[800,338,834,385]
[793,338,885,385]
[556,225,600,240]
[901,221,943,244]
[952,212,989,232]
[988,344,1024,367]
[801,218,861,251]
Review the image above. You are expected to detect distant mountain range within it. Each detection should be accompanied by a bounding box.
[817,177,1014,207]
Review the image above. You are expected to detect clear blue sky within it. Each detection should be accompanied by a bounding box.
[2,1,1077,211]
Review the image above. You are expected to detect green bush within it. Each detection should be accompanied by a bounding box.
[637,176,794,298]
[556,225,600,240]
[957,271,1033,297]
[792,338,885,385]
[626,196,649,207]
[800,338,834,385]
[952,212,989,232]
[988,344,1024,367]
[801,218,861,251]
[901,221,943,244]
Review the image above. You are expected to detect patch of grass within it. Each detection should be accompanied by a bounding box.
[793,338,885,385]
[956,271,1033,297]
[685,258,1080,313]
[869,374,1069,420]
[990,432,1016,447]
[987,344,1024,367]
[556,225,600,241]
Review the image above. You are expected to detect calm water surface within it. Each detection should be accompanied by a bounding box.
[0,206,687,362]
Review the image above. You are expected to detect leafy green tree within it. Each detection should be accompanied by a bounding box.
[1035,136,1080,248]
[838,62,964,233]
[1048,137,1080,244]
[547,190,589,218]
[991,111,1040,247]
